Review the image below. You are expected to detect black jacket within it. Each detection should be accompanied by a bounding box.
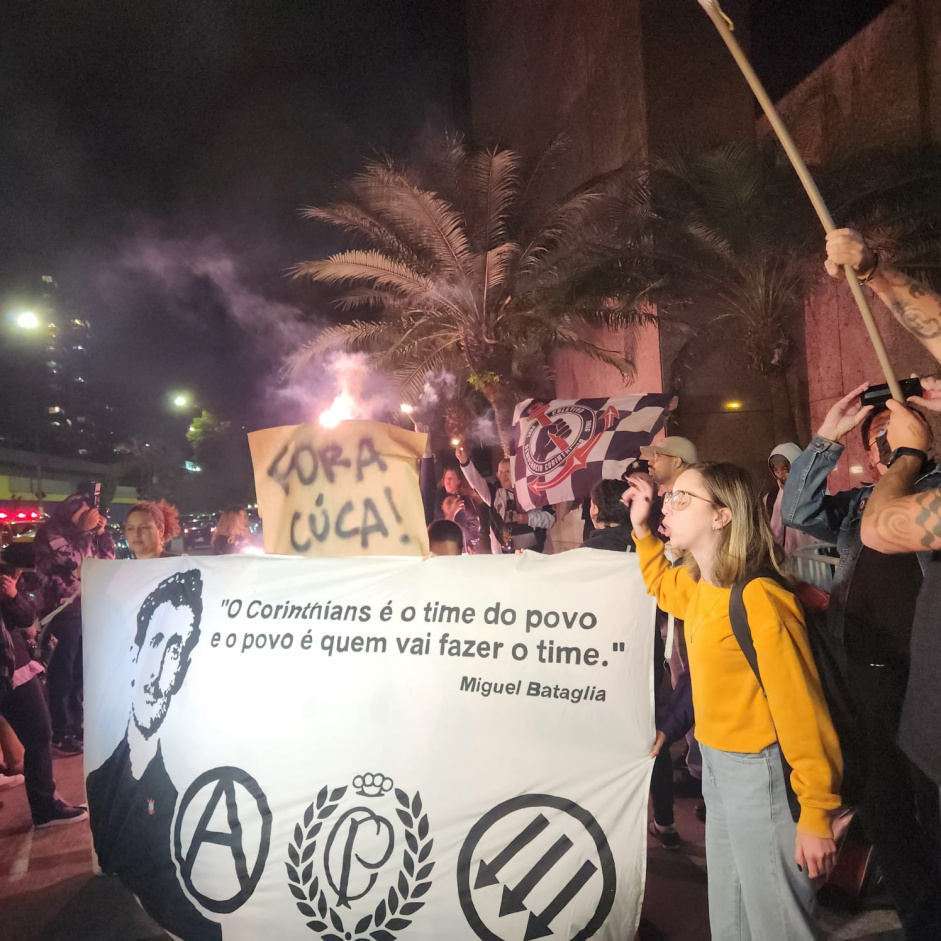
[582,525,635,552]
[87,736,222,940]
[1,589,36,670]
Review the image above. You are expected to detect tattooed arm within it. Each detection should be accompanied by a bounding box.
[826,229,941,363]
[860,399,939,553]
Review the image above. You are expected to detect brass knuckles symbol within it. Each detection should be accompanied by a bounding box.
[353,772,394,798]
[286,777,435,940]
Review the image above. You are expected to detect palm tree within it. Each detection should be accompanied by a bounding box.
[289,135,652,455]
[637,143,817,443]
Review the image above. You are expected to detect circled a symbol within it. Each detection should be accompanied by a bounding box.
[173,766,272,914]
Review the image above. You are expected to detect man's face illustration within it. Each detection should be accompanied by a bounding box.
[132,601,195,738]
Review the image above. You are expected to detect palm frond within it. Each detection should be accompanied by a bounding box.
[467,148,521,252]
[332,287,408,312]
[483,243,519,299]
[291,250,457,309]
[286,321,403,374]
[300,203,427,270]
[517,189,602,277]
[351,165,475,280]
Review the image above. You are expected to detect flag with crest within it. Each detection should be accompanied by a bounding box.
[511,394,676,510]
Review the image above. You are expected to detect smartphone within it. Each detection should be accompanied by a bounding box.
[860,378,923,409]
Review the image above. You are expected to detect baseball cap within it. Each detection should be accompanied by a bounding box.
[639,436,698,465]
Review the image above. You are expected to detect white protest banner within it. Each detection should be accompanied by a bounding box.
[248,420,429,557]
[82,550,656,941]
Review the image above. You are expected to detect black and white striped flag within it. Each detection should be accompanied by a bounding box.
[511,394,675,510]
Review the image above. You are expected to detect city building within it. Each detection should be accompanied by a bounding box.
[2,274,116,460]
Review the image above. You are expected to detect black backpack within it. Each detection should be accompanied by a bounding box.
[729,572,864,820]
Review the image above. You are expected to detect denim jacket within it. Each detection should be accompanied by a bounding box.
[781,434,941,643]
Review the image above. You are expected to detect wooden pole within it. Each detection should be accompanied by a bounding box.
[697,0,903,401]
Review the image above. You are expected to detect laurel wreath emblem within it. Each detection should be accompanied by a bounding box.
[286,783,434,941]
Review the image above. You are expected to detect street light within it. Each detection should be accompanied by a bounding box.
[13,311,40,329]
[172,393,191,409]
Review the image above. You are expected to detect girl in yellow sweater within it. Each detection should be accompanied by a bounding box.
[624,463,841,940]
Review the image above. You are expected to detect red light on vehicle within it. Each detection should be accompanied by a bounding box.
[16,512,26,519]
[29,511,38,519]
[184,527,190,534]
[0,512,7,519]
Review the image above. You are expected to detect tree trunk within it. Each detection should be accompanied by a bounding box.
[485,386,519,457]
[767,367,799,445]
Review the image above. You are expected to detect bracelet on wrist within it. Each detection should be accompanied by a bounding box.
[857,253,879,284]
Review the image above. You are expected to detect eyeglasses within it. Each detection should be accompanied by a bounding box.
[662,489,713,511]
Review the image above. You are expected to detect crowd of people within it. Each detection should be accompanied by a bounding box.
[2,228,941,938]
[415,229,941,939]
[0,500,258,828]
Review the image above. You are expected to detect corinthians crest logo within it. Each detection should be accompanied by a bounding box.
[521,402,620,494]
[286,772,434,940]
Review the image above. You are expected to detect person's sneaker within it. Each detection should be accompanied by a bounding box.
[0,772,25,790]
[694,801,707,823]
[33,799,88,829]
[53,736,83,757]
[648,821,682,850]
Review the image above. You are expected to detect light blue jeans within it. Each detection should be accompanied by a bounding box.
[700,741,818,941]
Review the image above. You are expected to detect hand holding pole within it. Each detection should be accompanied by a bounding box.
[697,0,903,402]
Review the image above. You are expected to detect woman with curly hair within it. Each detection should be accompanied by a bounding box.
[124,501,181,560]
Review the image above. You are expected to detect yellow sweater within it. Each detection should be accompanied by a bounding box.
[635,530,842,838]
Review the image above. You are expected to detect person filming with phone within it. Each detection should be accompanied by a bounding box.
[34,486,115,757]
[778,227,941,937]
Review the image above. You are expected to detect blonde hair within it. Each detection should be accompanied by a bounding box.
[682,462,786,589]
[126,500,181,542]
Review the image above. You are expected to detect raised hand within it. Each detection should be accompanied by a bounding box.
[817,382,873,443]
[825,228,876,279]
[906,375,941,413]
[622,474,656,536]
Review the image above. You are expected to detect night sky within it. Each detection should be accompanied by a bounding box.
[0,0,890,445]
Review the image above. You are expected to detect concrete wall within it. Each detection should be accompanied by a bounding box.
[466,0,764,472]
[759,0,941,163]
[466,0,649,197]
[552,322,662,399]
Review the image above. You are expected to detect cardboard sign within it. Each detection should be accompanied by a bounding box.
[82,549,656,941]
[248,421,428,557]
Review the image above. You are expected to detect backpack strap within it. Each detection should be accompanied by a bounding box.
[728,569,802,823]
[728,573,768,692]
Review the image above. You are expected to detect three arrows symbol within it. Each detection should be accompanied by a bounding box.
[474,813,599,939]
[498,834,573,916]
[474,814,549,889]
[524,859,598,940]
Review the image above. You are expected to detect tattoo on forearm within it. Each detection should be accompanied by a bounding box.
[870,490,941,550]
[889,298,941,340]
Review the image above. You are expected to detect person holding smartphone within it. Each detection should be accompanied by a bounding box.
[781,383,941,937]
[34,490,115,756]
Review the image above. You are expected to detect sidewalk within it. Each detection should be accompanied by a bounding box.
[0,752,903,940]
